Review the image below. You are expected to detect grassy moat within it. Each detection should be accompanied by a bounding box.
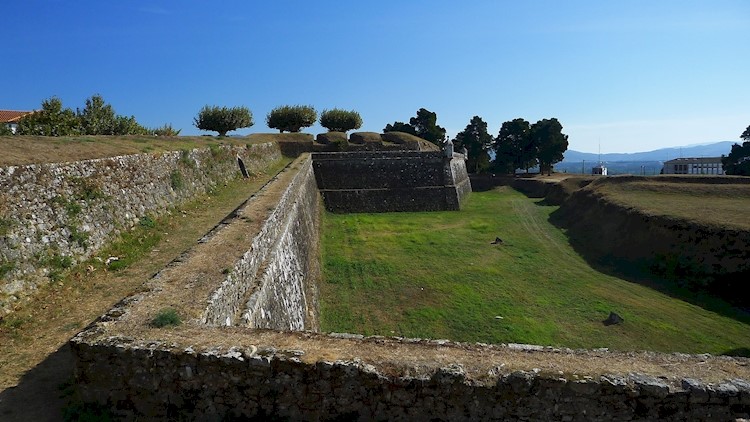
[320,186,750,355]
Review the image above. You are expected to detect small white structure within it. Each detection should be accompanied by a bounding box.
[662,157,725,175]
[592,164,607,175]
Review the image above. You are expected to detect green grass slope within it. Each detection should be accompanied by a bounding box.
[320,186,750,355]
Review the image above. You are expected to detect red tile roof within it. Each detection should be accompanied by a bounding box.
[0,110,35,123]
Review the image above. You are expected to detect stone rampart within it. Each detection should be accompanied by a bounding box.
[0,142,281,313]
[201,157,320,330]
[312,151,471,213]
[69,154,750,420]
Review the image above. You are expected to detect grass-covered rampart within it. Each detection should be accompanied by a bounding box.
[320,186,750,355]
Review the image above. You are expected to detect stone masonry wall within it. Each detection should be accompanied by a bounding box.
[70,156,749,420]
[200,157,320,330]
[71,334,750,421]
[312,151,471,213]
[0,142,281,313]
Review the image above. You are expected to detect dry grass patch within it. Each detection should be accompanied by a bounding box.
[0,157,291,389]
[0,135,275,166]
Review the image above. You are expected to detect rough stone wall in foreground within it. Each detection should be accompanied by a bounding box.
[0,142,281,312]
[71,337,750,421]
[312,151,471,213]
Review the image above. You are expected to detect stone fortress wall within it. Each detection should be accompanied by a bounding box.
[2,143,747,420]
[0,142,281,313]
[312,151,471,213]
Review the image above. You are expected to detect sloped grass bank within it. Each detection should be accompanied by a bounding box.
[320,187,750,355]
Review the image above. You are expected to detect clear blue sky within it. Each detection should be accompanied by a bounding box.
[2,1,748,153]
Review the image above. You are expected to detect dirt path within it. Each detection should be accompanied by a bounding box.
[0,159,290,421]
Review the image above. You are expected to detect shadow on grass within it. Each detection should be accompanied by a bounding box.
[722,347,750,358]
[0,343,74,421]
[531,198,750,326]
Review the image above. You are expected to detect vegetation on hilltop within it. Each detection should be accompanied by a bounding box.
[319,108,362,133]
[14,95,173,136]
[384,108,446,147]
[266,105,317,133]
[453,116,493,173]
[194,105,253,137]
[721,124,750,175]
[383,108,569,174]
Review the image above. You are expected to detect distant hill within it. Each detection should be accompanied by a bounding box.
[563,141,735,163]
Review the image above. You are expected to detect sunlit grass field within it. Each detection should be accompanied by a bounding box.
[320,186,750,354]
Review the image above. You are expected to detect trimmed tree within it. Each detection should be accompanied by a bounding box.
[266,105,317,133]
[194,105,253,137]
[320,108,362,133]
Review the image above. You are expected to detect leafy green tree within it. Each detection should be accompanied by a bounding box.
[194,105,253,137]
[383,121,416,135]
[320,108,362,133]
[721,126,750,175]
[530,118,569,175]
[454,116,492,173]
[383,108,446,146]
[410,108,446,147]
[16,97,80,136]
[266,105,317,133]
[492,118,533,173]
[0,124,13,136]
[78,94,117,135]
[113,115,151,135]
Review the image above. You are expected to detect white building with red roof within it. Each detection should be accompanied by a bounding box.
[0,110,35,134]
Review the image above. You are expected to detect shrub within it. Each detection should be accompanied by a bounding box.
[316,131,347,144]
[194,105,253,137]
[152,123,181,136]
[0,124,13,136]
[139,215,156,228]
[151,308,181,327]
[349,132,382,144]
[320,109,362,133]
[266,105,317,133]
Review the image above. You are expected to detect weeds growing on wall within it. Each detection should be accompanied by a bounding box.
[170,170,184,191]
[178,149,196,168]
[71,177,105,201]
[68,227,89,248]
[0,218,12,237]
[64,201,82,218]
[0,262,15,279]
